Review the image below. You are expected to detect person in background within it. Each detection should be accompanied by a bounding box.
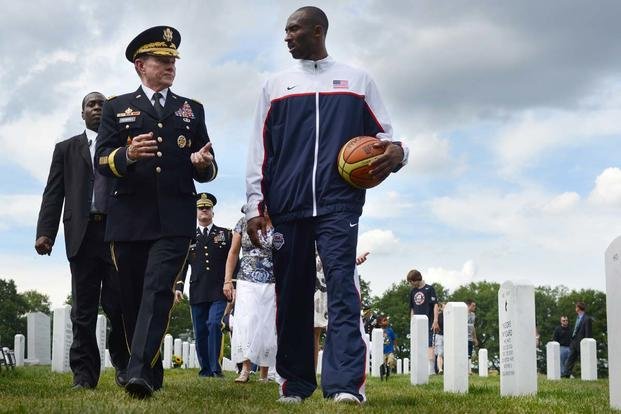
[563,302,593,378]
[223,208,276,384]
[407,269,439,375]
[176,193,232,379]
[553,315,571,377]
[35,91,129,390]
[378,315,397,381]
[433,303,445,374]
[465,299,478,373]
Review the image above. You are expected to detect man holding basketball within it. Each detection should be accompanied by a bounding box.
[245,6,408,404]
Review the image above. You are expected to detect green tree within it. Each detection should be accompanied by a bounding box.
[21,290,52,315]
[359,275,375,311]
[372,280,411,358]
[167,294,194,340]
[0,279,28,347]
[449,281,500,370]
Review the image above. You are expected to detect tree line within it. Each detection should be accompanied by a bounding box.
[367,278,608,377]
[1,276,607,377]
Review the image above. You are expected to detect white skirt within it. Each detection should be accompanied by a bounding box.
[231,280,277,367]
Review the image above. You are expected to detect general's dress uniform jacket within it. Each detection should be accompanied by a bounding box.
[177,224,232,305]
[94,87,217,240]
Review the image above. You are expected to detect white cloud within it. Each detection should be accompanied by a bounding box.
[425,260,478,291]
[0,195,42,230]
[404,133,463,175]
[542,192,580,214]
[363,191,414,219]
[589,167,621,206]
[495,102,621,176]
[357,229,400,255]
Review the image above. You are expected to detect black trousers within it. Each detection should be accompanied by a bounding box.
[68,217,129,387]
[112,237,190,389]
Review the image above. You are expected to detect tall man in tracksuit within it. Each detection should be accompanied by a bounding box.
[245,6,408,404]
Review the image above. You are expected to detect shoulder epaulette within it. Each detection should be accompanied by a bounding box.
[189,97,203,105]
[107,95,117,101]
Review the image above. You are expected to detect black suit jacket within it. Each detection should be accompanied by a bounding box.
[36,133,112,259]
[94,87,217,241]
[177,224,232,305]
[571,313,593,347]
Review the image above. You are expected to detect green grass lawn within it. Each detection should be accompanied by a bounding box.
[0,367,614,413]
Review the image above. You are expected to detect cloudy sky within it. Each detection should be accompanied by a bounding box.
[1,0,620,308]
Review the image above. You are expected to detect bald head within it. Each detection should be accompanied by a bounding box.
[294,6,329,35]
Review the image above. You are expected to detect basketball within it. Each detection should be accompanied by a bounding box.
[337,136,386,189]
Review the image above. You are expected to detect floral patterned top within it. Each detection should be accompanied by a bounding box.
[234,216,275,284]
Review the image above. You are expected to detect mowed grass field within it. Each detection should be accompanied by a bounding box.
[0,367,614,413]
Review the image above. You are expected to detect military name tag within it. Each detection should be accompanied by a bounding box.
[119,116,136,123]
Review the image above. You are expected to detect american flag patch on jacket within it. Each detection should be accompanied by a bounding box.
[333,79,349,89]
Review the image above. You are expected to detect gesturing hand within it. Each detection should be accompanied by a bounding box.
[127,132,158,161]
[369,141,404,182]
[190,142,213,171]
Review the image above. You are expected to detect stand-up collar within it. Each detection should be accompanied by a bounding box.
[296,55,335,73]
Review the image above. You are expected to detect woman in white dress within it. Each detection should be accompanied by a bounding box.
[223,211,276,383]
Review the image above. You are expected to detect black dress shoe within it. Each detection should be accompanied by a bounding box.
[212,372,225,378]
[125,377,153,399]
[115,369,128,387]
[71,383,94,390]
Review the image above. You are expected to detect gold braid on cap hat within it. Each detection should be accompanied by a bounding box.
[133,41,180,60]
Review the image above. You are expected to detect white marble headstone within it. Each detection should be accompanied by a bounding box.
[316,350,323,375]
[605,237,621,409]
[51,306,72,372]
[411,315,429,385]
[478,348,488,377]
[498,281,537,396]
[26,312,51,365]
[444,302,468,393]
[173,338,182,359]
[222,356,236,372]
[95,315,106,371]
[163,334,173,369]
[189,343,197,369]
[104,349,113,368]
[403,357,410,374]
[396,358,402,374]
[182,341,189,369]
[365,333,371,374]
[580,338,597,381]
[371,328,383,377]
[546,341,560,380]
[14,334,25,367]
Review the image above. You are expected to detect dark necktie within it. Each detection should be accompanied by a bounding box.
[89,139,107,213]
[203,227,209,237]
[152,92,164,119]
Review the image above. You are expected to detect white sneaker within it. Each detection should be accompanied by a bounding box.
[333,393,362,404]
[277,396,303,404]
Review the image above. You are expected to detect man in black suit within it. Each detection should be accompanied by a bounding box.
[95,26,217,398]
[35,91,129,390]
[175,193,232,378]
[562,301,593,378]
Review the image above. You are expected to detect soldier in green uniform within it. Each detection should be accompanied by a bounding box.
[95,26,217,399]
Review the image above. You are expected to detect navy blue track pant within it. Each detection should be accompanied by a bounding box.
[273,212,367,401]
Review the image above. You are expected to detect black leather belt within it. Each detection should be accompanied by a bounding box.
[89,213,106,222]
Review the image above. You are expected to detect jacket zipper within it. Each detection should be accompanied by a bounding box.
[312,62,319,216]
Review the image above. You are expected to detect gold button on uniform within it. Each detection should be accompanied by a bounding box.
[206,267,210,270]
[157,137,163,143]
[125,125,130,129]
[158,122,163,128]
[157,151,162,157]
[186,126,190,130]
[156,167,161,173]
